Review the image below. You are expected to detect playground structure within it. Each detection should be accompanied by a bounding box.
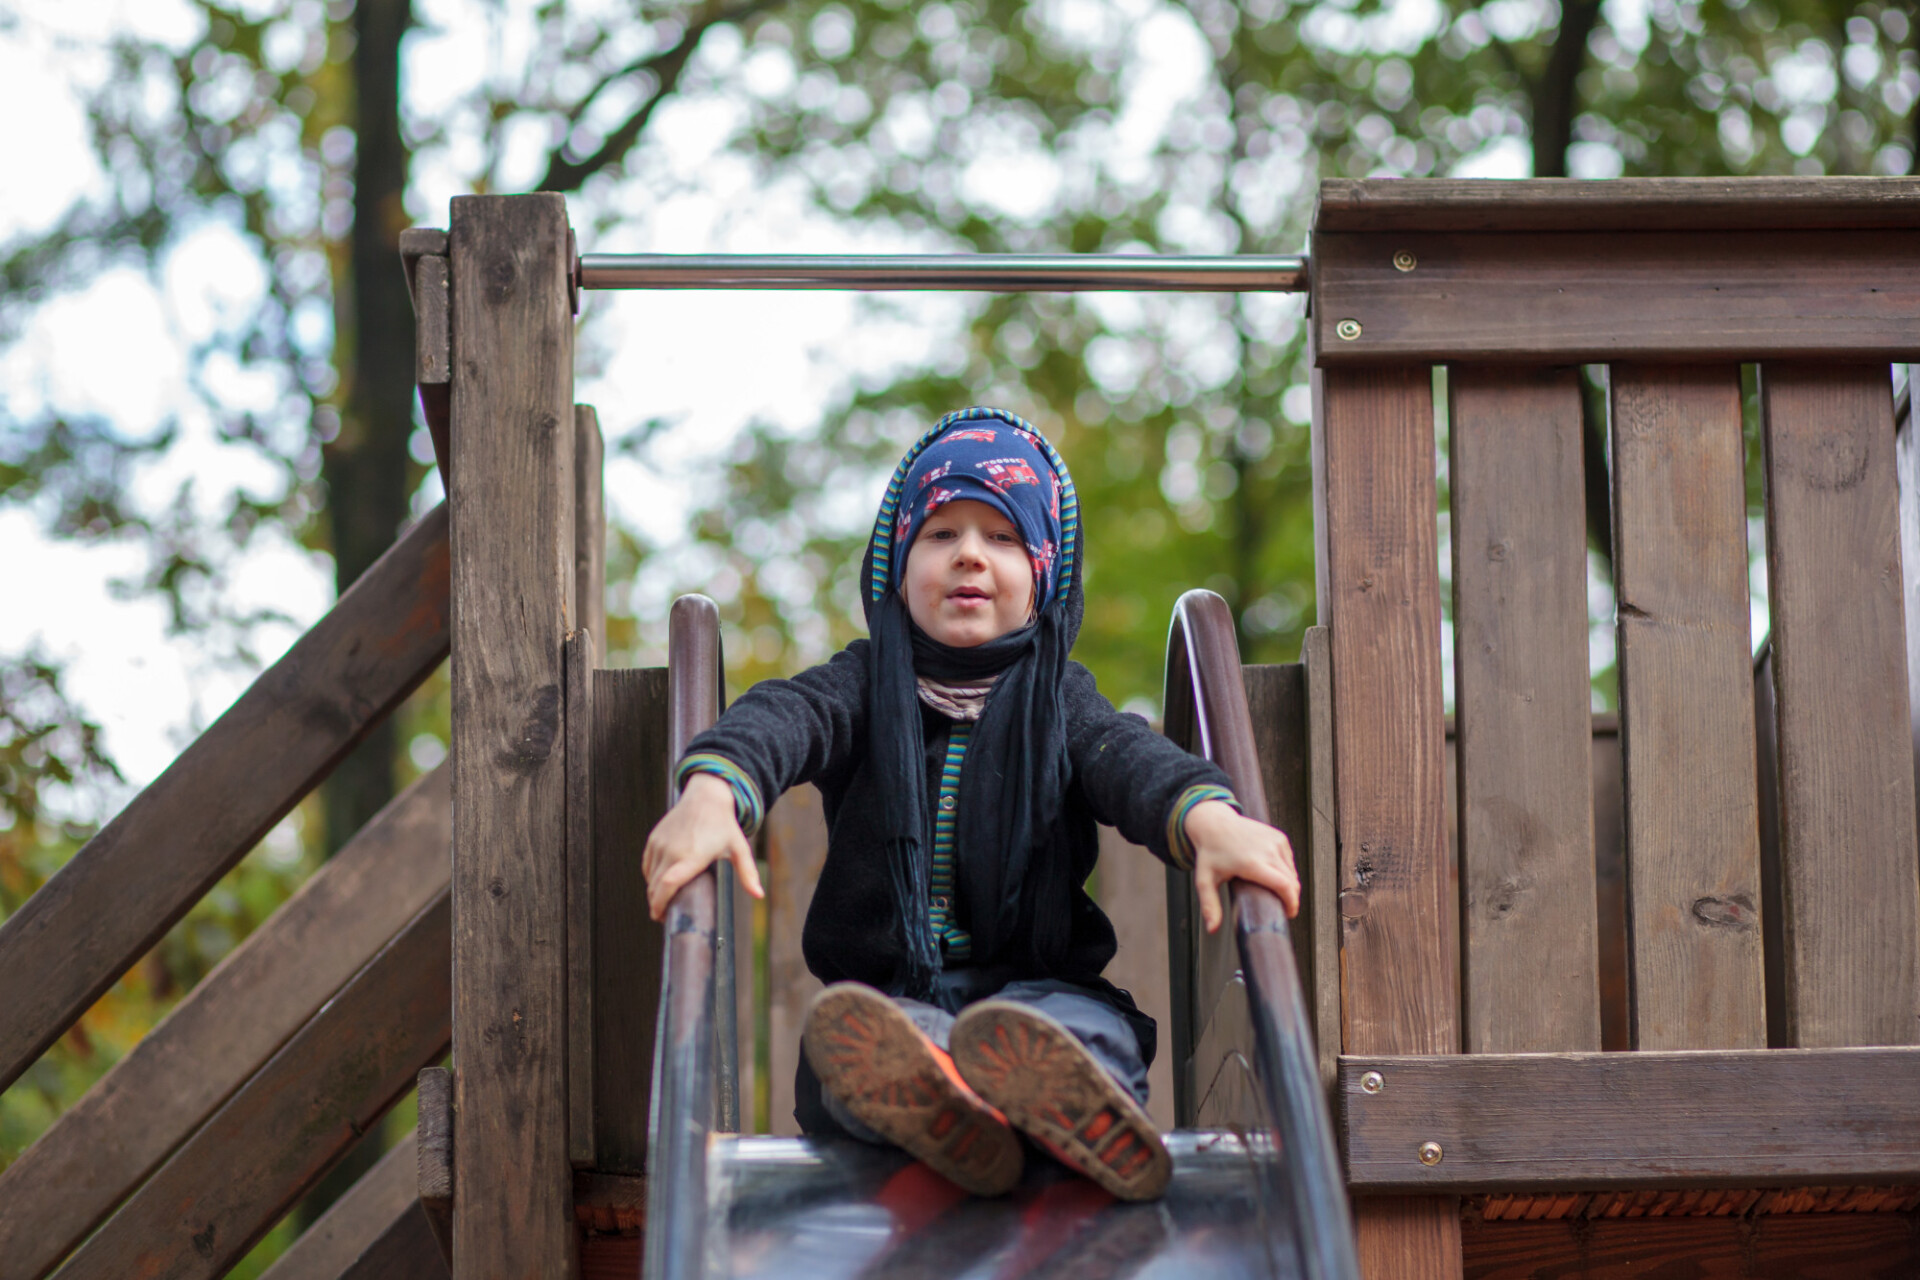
[0,177,1916,1279]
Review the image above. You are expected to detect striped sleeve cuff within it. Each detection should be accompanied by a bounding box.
[1166,783,1240,872]
[674,753,766,838]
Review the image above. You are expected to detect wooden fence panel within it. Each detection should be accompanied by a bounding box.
[56,896,451,1280]
[448,192,577,1278]
[1759,364,1920,1047]
[590,667,668,1169]
[1609,365,1766,1051]
[766,785,829,1136]
[1094,823,1175,1131]
[0,767,450,1280]
[0,502,449,1092]
[257,1133,426,1280]
[1314,362,1460,1278]
[1447,366,1599,1053]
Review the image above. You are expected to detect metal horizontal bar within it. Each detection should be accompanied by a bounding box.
[577,253,1309,293]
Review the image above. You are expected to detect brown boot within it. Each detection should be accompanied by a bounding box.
[803,983,1024,1197]
[949,1000,1172,1202]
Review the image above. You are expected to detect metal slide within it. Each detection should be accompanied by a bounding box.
[645,593,1359,1280]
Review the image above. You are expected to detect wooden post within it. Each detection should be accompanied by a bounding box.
[448,193,577,1278]
[567,405,604,1166]
[1312,361,1461,1278]
[574,406,606,645]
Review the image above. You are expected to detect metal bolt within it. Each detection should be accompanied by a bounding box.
[1392,249,1417,272]
[1360,1071,1385,1095]
[1418,1141,1443,1166]
[1335,318,1363,341]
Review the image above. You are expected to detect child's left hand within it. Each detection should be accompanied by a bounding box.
[1184,800,1301,932]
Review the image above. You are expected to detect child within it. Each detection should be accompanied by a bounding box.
[643,406,1299,1202]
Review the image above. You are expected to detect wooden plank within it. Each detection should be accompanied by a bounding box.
[573,406,605,645]
[732,857,756,1131]
[1609,365,1766,1050]
[415,254,452,479]
[1315,364,1460,1277]
[1341,1048,1920,1191]
[417,1066,454,1263]
[1899,382,1920,858]
[766,785,829,1136]
[1094,823,1174,1131]
[339,1204,451,1280]
[257,1132,422,1280]
[448,192,576,1278]
[0,502,448,1093]
[565,630,597,1167]
[1447,366,1598,1053]
[590,666,668,1168]
[1311,230,1920,365]
[1760,364,1920,1048]
[1463,1207,1920,1280]
[1301,627,1340,1092]
[1315,176,1920,232]
[574,1169,647,1233]
[57,895,452,1280]
[1591,723,1629,1052]
[0,767,450,1280]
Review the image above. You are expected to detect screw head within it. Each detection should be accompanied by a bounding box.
[1335,318,1363,341]
[1392,249,1417,272]
[1418,1141,1443,1166]
[1360,1071,1385,1095]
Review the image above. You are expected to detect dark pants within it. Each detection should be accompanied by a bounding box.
[794,968,1151,1141]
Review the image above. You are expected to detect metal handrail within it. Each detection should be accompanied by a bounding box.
[644,594,734,1280]
[1164,590,1359,1280]
[577,252,1308,293]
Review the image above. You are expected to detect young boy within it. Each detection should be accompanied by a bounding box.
[644,407,1299,1202]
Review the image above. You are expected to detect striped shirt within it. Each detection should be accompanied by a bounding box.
[929,724,974,960]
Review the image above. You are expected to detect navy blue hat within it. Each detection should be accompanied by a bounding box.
[868,406,1079,612]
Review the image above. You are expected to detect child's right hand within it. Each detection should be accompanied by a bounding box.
[643,771,765,921]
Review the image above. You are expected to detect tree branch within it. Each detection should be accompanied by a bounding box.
[1530,0,1603,177]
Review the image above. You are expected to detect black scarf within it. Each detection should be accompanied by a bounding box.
[857,549,1084,999]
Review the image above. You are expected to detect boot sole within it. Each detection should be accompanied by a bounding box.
[802,983,1023,1197]
[950,1000,1172,1202]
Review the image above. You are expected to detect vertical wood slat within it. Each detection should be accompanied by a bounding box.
[734,855,757,1130]
[766,785,829,1136]
[573,406,606,646]
[590,667,668,1169]
[1315,363,1461,1277]
[1609,364,1766,1051]
[1447,366,1599,1053]
[1760,364,1920,1047]
[1301,626,1341,1093]
[1093,823,1175,1131]
[1899,371,1920,858]
[567,405,605,1164]
[449,193,577,1278]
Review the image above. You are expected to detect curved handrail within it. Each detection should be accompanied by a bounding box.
[1164,589,1359,1280]
[644,594,734,1280]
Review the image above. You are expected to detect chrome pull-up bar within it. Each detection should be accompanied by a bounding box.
[575,252,1309,293]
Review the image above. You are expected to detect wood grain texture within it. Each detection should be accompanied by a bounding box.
[1341,1048,1920,1190]
[1475,1184,1920,1220]
[1591,724,1629,1053]
[1899,394,1920,873]
[1301,627,1341,1092]
[417,1065,454,1262]
[1312,230,1920,365]
[573,406,605,646]
[0,767,449,1280]
[1316,364,1460,1278]
[1447,367,1598,1053]
[57,896,451,1280]
[448,192,576,1278]
[1315,176,1920,232]
[565,629,597,1167]
[415,254,450,386]
[1609,365,1766,1051]
[1760,364,1920,1048]
[1462,1209,1920,1280]
[0,503,448,1093]
[590,666,668,1168]
[766,784,829,1136]
[339,1204,453,1280]
[1095,823,1175,1131]
[257,1132,421,1280]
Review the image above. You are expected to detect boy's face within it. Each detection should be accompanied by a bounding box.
[902,499,1035,648]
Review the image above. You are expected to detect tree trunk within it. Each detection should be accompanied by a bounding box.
[304,0,415,1230]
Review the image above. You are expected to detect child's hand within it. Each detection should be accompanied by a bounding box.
[643,772,765,922]
[1184,800,1301,932]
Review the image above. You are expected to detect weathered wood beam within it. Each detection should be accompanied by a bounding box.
[417,1066,454,1264]
[1463,1205,1920,1279]
[1311,230,1920,365]
[0,766,450,1280]
[1341,1048,1920,1191]
[1315,176,1920,232]
[56,894,452,1280]
[257,1131,423,1280]
[0,503,449,1093]
[448,192,577,1278]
